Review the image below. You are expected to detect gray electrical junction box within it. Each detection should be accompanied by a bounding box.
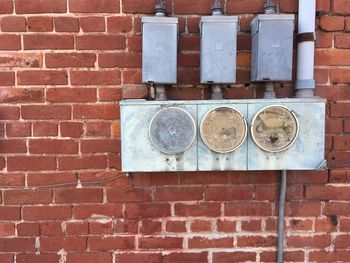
[251,14,294,81]
[200,15,238,84]
[142,16,178,84]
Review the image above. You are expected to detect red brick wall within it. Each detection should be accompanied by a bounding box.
[0,0,349,262]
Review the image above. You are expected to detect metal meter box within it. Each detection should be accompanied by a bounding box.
[247,98,326,170]
[120,98,325,172]
[120,100,197,172]
[142,16,178,84]
[251,14,294,81]
[200,16,238,84]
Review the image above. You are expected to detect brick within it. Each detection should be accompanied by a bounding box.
[69,0,120,13]
[256,185,303,201]
[86,122,111,137]
[138,220,161,235]
[66,253,112,263]
[4,189,52,205]
[115,253,161,263]
[40,237,86,252]
[335,34,350,49]
[33,122,58,136]
[29,139,78,154]
[80,16,105,32]
[163,252,208,263]
[115,219,138,234]
[334,0,350,15]
[73,204,122,219]
[18,70,67,85]
[0,207,20,220]
[107,16,132,33]
[54,17,79,32]
[58,156,107,170]
[0,106,19,120]
[46,53,96,68]
[0,238,35,252]
[279,0,297,12]
[189,237,231,248]
[0,71,15,85]
[127,35,142,51]
[40,222,63,236]
[205,186,253,201]
[316,50,350,66]
[47,88,96,103]
[285,202,321,216]
[237,236,276,247]
[330,103,350,117]
[315,218,337,232]
[0,88,44,103]
[217,220,236,232]
[99,87,123,102]
[139,236,182,249]
[15,0,66,13]
[1,16,26,32]
[260,251,305,262]
[212,252,256,262]
[89,221,113,234]
[99,53,141,68]
[76,35,125,50]
[326,118,343,134]
[107,187,152,202]
[0,35,21,50]
[66,221,88,235]
[225,202,272,216]
[329,170,350,183]
[241,220,261,231]
[325,202,350,216]
[175,203,221,217]
[0,223,15,237]
[7,156,56,171]
[73,104,119,120]
[123,0,171,14]
[23,105,70,120]
[316,32,332,48]
[309,251,350,262]
[0,0,13,14]
[0,173,25,187]
[71,70,120,85]
[17,223,40,236]
[166,221,186,233]
[27,16,53,32]
[334,136,350,150]
[81,139,120,153]
[23,206,71,221]
[24,35,74,50]
[27,172,77,187]
[227,0,264,14]
[331,69,350,84]
[122,84,148,99]
[54,188,103,204]
[16,254,60,263]
[287,235,331,248]
[174,0,221,14]
[89,236,134,250]
[0,139,26,153]
[179,36,200,51]
[60,122,83,138]
[319,16,344,31]
[306,185,350,200]
[125,203,171,219]
[340,218,350,231]
[156,186,203,201]
[0,52,42,68]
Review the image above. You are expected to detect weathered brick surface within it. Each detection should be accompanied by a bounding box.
[0,1,348,262]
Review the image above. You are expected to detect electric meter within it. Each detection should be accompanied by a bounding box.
[251,105,299,153]
[200,106,247,153]
[149,107,196,155]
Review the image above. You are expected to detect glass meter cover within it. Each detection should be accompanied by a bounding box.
[200,106,247,153]
[149,107,196,155]
[251,105,299,153]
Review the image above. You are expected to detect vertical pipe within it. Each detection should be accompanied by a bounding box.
[277,170,287,263]
[295,0,316,98]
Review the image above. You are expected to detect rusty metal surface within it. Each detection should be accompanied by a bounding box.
[251,105,299,153]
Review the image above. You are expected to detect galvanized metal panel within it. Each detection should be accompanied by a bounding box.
[251,14,294,81]
[142,16,178,84]
[247,101,325,170]
[197,104,248,171]
[121,102,197,172]
[200,16,238,84]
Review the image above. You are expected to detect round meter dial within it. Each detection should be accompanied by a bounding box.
[251,105,299,153]
[149,107,196,155]
[200,106,247,153]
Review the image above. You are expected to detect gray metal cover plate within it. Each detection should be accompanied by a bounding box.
[149,107,196,155]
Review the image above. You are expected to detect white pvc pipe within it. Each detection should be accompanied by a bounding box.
[296,0,316,97]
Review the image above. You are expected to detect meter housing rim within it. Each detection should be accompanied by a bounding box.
[200,105,248,154]
[251,104,300,153]
[148,106,197,155]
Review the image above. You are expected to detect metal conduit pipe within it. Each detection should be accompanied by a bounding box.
[277,170,287,263]
[296,0,316,98]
